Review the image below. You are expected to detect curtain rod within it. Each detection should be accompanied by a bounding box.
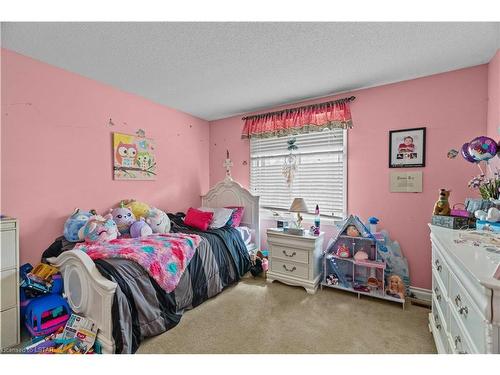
[241,96,355,120]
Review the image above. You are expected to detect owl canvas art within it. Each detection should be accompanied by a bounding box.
[113,132,157,180]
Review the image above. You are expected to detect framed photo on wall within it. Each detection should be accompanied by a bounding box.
[389,127,426,168]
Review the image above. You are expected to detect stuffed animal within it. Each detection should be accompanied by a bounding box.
[385,274,405,299]
[120,199,151,219]
[79,214,120,243]
[130,218,153,238]
[433,189,451,216]
[354,250,368,261]
[110,206,136,235]
[145,207,171,234]
[63,208,96,242]
[475,207,500,222]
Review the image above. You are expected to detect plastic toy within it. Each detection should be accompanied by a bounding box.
[30,263,58,283]
[433,189,451,216]
[367,216,379,233]
[336,243,350,258]
[79,214,120,243]
[326,274,338,285]
[110,206,136,235]
[385,274,405,299]
[120,199,151,219]
[63,208,96,242]
[24,294,71,337]
[261,258,269,272]
[354,250,368,261]
[129,218,153,238]
[346,225,360,237]
[145,207,171,234]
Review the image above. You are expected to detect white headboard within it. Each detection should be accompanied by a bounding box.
[201,176,260,250]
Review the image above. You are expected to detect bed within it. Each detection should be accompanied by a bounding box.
[47,176,260,353]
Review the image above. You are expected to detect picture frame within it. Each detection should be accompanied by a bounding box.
[113,132,157,180]
[389,127,426,168]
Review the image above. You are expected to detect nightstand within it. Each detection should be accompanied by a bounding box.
[266,228,324,294]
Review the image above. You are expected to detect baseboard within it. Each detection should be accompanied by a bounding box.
[409,286,432,304]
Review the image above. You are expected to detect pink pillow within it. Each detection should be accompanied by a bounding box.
[184,207,214,231]
[225,206,245,227]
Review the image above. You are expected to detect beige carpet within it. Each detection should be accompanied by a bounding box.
[138,275,436,354]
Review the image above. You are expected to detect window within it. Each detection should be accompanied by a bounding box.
[250,129,347,218]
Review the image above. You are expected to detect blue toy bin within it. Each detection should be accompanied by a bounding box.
[25,294,71,337]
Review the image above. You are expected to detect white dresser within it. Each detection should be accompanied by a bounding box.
[266,229,324,294]
[0,218,20,349]
[429,225,500,354]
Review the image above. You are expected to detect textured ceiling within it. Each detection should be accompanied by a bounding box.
[2,22,499,120]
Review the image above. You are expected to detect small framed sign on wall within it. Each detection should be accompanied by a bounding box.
[389,127,426,168]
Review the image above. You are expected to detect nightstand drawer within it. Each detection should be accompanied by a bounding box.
[271,259,308,279]
[0,269,18,311]
[272,246,309,264]
[0,307,19,349]
[1,230,17,271]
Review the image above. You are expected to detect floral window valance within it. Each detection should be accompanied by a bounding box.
[241,96,355,139]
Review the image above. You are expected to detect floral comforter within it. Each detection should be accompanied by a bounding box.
[74,233,201,292]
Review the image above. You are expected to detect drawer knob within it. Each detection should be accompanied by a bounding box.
[434,287,441,301]
[459,306,469,316]
[454,335,461,348]
[454,294,462,307]
[434,314,441,330]
[434,259,442,272]
[282,264,296,272]
[282,250,296,258]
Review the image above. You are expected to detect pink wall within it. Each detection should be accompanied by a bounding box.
[1,49,210,266]
[209,65,489,290]
[487,50,500,139]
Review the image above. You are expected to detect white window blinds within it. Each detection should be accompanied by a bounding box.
[250,129,347,218]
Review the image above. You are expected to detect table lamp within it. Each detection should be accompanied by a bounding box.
[288,198,308,235]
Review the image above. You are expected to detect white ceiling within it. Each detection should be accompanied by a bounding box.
[2,22,499,120]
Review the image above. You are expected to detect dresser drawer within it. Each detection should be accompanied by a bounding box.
[0,307,19,349]
[432,270,448,327]
[449,308,475,354]
[0,269,18,311]
[272,245,309,264]
[449,272,486,352]
[431,296,451,353]
[0,230,17,271]
[271,258,308,279]
[431,245,449,294]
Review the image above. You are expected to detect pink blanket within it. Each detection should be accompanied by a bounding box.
[75,233,201,292]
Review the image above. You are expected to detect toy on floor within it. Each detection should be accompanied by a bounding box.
[326,274,339,286]
[110,206,136,235]
[120,199,151,219]
[433,189,451,216]
[24,294,71,337]
[130,218,153,237]
[79,214,120,243]
[63,208,96,242]
[146,207,171,234]
[20,263,63,296]
[385,274,405,299]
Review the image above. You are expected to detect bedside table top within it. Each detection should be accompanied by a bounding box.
[267,228,324,240]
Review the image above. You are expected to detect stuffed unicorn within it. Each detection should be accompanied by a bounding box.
[145,207,171,234]
[79,214,120,243]
[63,208,96,242]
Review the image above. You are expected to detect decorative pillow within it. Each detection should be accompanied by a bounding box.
[184,208,214,231]
[198,207,234,229]
[225,206,245,227]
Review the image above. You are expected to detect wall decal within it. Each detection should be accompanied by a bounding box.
[113,132,157,180]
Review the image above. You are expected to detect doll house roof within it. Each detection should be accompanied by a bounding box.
[333,214,374,241]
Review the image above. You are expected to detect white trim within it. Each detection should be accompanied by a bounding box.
[410,286,432,303]
[342,128,348,218]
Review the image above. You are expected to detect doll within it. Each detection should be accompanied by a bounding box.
[346,225,360,237]
[385,274,405,299]
[432,189,451,216]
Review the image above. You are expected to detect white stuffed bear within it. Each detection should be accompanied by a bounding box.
[146,207,171,234]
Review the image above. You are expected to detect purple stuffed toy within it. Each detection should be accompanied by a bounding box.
[130,218,153,238]
[110,207,136,235]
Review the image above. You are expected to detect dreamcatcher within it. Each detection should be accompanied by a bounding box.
[282,137,298,187]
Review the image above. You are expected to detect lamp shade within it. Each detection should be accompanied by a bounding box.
[289,198,308,213]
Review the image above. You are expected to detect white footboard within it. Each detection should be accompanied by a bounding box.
[48,250,117,354]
